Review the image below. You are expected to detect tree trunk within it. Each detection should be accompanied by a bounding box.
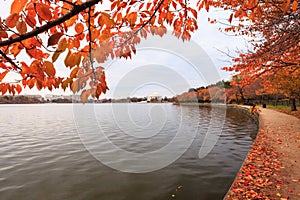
[290,98,297,111]
[240,91,246,104]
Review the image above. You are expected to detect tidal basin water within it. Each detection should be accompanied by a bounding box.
[0,104,257,200]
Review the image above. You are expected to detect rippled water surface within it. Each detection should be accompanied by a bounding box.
[0,104,257,200]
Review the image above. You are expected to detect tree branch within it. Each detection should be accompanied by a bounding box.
[0,0,100,47]
[117,0,165,48]
[88,6,96,83]
[0,50,22,71]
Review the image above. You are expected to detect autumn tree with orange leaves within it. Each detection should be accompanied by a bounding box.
[0,0,298,103]
[221,0,299,110]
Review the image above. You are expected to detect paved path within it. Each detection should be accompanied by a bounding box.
[225,107,300,200]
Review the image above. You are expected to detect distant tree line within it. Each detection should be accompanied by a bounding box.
[176,78,300,111]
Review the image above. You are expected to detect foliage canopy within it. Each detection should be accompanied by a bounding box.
[0,0,298,103]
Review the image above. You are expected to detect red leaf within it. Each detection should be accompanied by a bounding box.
[16,84,22,94]
[1,83,9,95]
[0,71,9,82]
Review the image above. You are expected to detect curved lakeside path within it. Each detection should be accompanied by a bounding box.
[224,107,300,200]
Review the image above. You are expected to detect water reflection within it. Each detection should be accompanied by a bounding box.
[0,104,257,200]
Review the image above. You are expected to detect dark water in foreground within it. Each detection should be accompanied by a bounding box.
[0,104,257,200]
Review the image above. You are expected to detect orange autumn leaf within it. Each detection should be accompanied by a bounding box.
[80,89,89,103]
[16,20,27,34]
[16,84,22,94]
[64,51,81,68]
[75,23,84,33]
[27,48,44,59]
[0,71,9,82]
[25,14,36,28]
[52,51,61,63]
[10,0,27,14]
[21,63,31,74]
[43,61,56,77]
[70,67,80,79]
[57,38,68,52]
[36,3,52,21]
[292,0,298,11]
[98,12,116,27]
[0,31,8,38]
[5,13,19,28]
[62,78,71,91]
[1,83,9,95]
[71,79,80,93]
[126,12,137,26]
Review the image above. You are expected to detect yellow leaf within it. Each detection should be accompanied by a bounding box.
[276,193,281,197]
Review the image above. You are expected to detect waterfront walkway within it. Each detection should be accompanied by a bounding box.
[224,108,300,200]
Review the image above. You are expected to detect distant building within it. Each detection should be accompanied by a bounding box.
[147,92,162,103]
[44,94,73,102]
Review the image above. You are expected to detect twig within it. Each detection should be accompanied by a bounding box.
[0,50,22,71]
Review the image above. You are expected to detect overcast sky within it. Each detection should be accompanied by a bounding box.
[0,1,248,98]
